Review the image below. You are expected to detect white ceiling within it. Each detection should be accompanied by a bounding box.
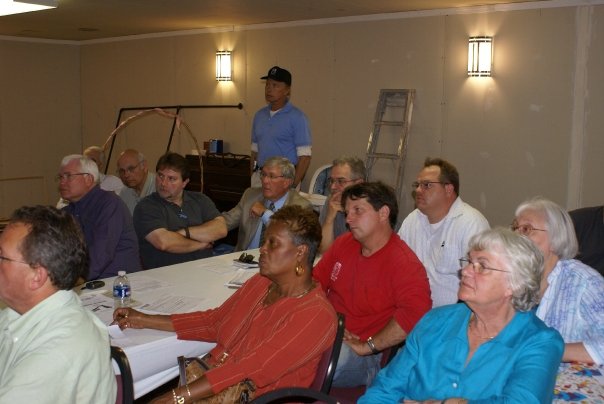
[0,0,554,42]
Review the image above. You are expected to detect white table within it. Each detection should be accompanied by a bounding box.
[82,249,259,399]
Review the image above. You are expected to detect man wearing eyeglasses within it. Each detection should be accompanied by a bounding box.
[116,149,156,214]
[0,206,116,403]
[58,154,140,280]
[318,156,366,252]
[134,152,227,269]
[397,157,489,307]
[222,156,312,251]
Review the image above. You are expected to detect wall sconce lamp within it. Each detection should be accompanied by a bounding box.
[216,51,232,81]
[467,36,493,77]
[0,0,57,16]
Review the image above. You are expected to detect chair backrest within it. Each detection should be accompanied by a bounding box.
[308,164,332,196]
[309,312,345,394]
[111,345,134,404]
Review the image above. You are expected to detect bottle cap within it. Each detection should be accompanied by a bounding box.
[117,270,126,276]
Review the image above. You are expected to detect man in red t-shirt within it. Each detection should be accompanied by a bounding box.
[313,182,432,387]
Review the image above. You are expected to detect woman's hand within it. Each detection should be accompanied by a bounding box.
[112,308,148,330]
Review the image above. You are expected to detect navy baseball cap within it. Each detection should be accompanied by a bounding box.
[261,66,292,86]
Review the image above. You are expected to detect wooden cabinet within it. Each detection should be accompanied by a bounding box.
[185,153,251,213]
[186,153,250,247]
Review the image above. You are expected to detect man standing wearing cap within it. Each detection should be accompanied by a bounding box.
[251,66,312,188]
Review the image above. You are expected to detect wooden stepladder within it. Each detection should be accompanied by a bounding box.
[365,89,415,204]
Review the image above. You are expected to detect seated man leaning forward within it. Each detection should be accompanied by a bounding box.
[360,228,564,403]
[134,152,227,269]
[59,154,141,280]
[113,205,336,402]
[313,182,432,388]
[117,148,156,215]
[222,156,312,252]
[0,205,116,403]
[318,155,365,252]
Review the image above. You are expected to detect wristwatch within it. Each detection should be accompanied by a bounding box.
[366,336,380,354]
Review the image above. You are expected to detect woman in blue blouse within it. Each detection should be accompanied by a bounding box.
[514,197,604,364]
[359,228,563,403]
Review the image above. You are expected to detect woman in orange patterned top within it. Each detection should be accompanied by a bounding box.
[113,205,336,403]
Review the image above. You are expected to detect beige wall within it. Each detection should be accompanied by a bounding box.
[1,3,603,227]
[0,40,80,217]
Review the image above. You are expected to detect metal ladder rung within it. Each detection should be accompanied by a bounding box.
[373,121,405,127]
[367,152,401,160]
[365,89,415,215]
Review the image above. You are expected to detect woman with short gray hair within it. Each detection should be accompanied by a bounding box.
[361,228,563,403]
[514,196,604,365]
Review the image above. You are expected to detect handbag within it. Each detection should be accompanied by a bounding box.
[177,355,256,404]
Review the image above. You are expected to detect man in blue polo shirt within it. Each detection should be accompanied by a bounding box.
[251,66,312,189]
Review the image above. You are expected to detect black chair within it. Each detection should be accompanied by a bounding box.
[250,313,346,404]
[311,312,345,394]
[329,340,405,402]
[111,345,134,404]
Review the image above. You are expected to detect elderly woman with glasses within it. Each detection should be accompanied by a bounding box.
[359,228,563,403]
[113,205,336,403]
[513,197,604,365]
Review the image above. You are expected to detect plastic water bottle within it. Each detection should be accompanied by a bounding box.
[113,271,131,308]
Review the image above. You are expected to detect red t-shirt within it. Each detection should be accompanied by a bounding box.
[313,232,431,339]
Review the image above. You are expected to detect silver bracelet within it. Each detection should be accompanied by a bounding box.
[366,336,380,354]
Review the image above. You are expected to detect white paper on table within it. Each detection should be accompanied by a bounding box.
[137,294,206,314]
[225,270,256,288]
[232,260,259,269]
[109,324,128,339]
[199,260,235,274]
[80,292,116,325]
[80,292,114,312]
[112,328,176,347]
[129,275,172,292]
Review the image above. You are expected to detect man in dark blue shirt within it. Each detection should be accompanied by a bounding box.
[58,154,140,280]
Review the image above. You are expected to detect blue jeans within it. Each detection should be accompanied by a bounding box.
[332,343,382,387]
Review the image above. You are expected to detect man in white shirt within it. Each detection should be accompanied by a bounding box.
[117,148,156,214]
[398,157,489,307]
[0,205,116,403]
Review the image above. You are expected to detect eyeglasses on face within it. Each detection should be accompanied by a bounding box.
[239,253,255,263]
[510,222,547,236]
[259,172,285,180]
[117,162,142,176]
[0,254,30,266]
[55,173,90,182]
[411,181,449,190]
[328,177,355,187]
[459,257,510,274]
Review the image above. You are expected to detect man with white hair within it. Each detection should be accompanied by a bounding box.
[83,145,124,194]
[117,148,156,214]
[58,154,140,280]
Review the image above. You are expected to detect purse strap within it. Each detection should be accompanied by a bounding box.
[177,356,187,385]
